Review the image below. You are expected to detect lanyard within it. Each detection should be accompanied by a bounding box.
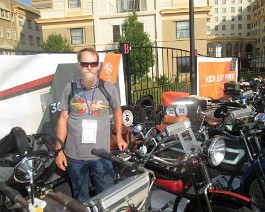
[79,79,99,115]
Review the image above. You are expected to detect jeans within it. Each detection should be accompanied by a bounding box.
[66,156,114,202]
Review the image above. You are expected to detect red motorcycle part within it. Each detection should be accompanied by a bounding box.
[155,179,183,193]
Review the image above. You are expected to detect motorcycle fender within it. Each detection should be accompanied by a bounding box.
[239,159,265,193]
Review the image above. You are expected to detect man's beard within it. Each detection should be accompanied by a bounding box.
[82,72,97,89]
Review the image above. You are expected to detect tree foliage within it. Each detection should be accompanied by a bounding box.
[118,12,155,80]
[42,33,73,52]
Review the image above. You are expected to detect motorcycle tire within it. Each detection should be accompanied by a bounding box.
[243,169,265,212]
[173,194,252,212]
[182,202,252,212]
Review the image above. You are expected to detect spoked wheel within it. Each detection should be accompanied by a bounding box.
[246,177,265,212]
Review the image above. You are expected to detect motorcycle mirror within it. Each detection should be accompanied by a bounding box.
[132,124,147,140]
[144,127,157,145]
[214,105,228,118]
[254,113,265,123]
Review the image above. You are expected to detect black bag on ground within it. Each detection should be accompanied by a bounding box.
[0,127,29,158]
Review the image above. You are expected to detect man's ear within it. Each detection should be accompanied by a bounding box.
[76,62,81,70]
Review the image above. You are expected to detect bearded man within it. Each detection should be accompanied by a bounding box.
[55,48,127,202]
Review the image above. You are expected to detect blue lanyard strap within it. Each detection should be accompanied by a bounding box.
[79,78,99,114]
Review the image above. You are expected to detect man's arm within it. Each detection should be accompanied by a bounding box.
[55,110,69,171]
[112,107,128,150]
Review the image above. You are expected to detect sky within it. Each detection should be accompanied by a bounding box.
[18,0,32,6]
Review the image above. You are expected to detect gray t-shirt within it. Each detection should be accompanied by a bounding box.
[60,79,121,160]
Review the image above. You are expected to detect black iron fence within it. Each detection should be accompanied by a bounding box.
[1,47,265,107]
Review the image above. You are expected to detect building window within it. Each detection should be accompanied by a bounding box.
[113,25,120,42]
[36,24,40,31]
[116,0,141,12]
[238,24,242,30]
[222,25,226,30]
[247,24,251,29]
[222,16,226,21]
[215,17,218,22]
[70,28,83,45]
[207,26,210,32]
[247,6,251,12]
[231,7,235,13]
[68,0,80,8]
[222,8,226,13]
[214,0,218,5]
[27,19,32,29]
[207,44,213,56]
[232,0,235,3]
[247,15,251,21]
[215,26,218,31]
[238,15,242,21]
[21,33,26,44]
[176,21,189,38]
[238,0,242,3]
[234,43,239,56]
[231,16,235,21]
[216,44,222,57]
[222,0,226,4]
[215,8,218,13]
[1,9,5,17]
[238,7,242,12]
[231,24,234,30]
[36,37,41,46]
[29,35,34,45]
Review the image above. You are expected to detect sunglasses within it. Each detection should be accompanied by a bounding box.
[79,61,99,68]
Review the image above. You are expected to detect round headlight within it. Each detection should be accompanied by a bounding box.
[208,136,226,166]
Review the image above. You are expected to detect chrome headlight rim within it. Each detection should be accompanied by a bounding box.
[208,136,226,166]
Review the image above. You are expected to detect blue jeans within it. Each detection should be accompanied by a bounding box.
[66,156,114,202]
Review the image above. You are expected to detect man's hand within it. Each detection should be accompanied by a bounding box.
[116,136,128,151]
[55,151,67,171]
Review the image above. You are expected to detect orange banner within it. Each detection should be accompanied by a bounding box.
[197,58,237,99]
[100,54,121,83]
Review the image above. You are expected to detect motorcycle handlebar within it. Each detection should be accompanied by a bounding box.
[0,182,29,209]
[91,149,147,173]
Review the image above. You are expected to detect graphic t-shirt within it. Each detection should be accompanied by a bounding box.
[60,79,121,160]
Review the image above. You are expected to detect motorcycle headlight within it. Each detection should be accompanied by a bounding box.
[208,136,226,166]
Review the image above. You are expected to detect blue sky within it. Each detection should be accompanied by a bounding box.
[18,0,31,6]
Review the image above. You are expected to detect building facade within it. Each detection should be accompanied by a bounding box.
[33,0,211,54]
[0,0,43,51]
[207,0,256,58]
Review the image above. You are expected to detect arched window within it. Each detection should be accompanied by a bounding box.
[216,44,222,57]
[226,43,232,57]
[207,44,213,56]
[245,44,253,53]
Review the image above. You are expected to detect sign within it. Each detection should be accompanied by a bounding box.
[197,57,238,99]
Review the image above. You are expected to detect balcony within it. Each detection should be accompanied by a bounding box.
[109,0,147,14]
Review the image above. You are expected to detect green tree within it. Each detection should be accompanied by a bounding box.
[42,33,73,52]
[118,11,155,81]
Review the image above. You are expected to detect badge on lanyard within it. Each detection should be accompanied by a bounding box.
[82,120,97,143]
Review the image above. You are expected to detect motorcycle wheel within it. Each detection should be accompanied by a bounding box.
[244,172,265,212]
[173,195,252,212]
[182,203,252,212]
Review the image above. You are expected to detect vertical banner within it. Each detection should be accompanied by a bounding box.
[197,57,238,99]
[100,54,121,83]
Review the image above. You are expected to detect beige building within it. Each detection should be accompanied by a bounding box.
[0,0,42,51]
[207,0,256,58]
[33,0,211,54]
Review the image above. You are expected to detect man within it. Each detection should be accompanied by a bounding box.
[55,48,128,202]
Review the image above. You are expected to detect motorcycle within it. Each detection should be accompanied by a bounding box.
[198,105,265,211]
[115,119,254,211]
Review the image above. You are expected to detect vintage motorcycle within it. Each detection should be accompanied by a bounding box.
[197,104,265,211]
[114,119,254,211]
